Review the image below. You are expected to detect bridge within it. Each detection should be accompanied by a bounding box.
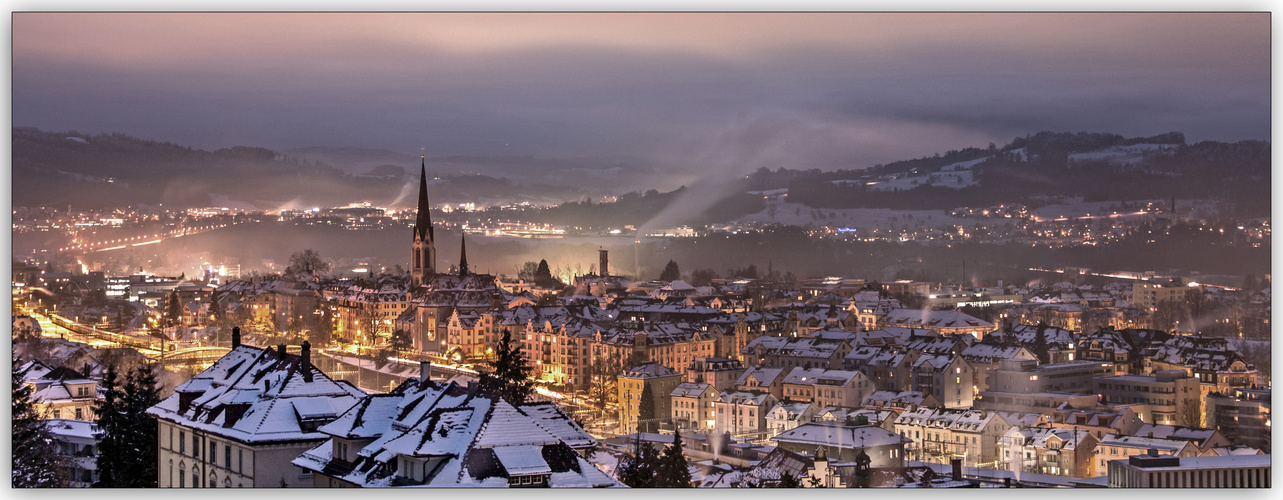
[35,312,230,366]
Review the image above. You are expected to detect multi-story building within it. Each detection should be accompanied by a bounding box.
[1106,452,1271,488]
[670,382,718,432]
[997,427,1098,478]
[685,357,747,391]
[733,367,787,400]
[24,365,99,421]
[893,408,1011,468]
[617,362,683,433]
[742,335,854,371]
[780,367,875,409]
[1205,387,1271,453]
[147,332,365,488]
[47,418,99,487]
[712,390,779,441]
[1094,370,1201,426]
[1132,282,1201,312]
[843,346,919,392]
[910,354,975,409]
[765,401,820,438]
[982,358,1114,396]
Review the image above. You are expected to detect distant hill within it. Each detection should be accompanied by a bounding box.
[774,131,1270,219]
[11,128,592,210]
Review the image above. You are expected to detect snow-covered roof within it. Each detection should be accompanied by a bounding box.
[146,344,366,444]
[770,421,906,449]
[292,378,618,488]
[620,361,680,379]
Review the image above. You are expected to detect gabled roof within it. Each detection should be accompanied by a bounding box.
[146,344,366,444]
[292,378,618,488]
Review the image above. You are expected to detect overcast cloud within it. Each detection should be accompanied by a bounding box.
[11,12,1270,171]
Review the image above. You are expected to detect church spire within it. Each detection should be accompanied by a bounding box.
[411,155,437,285]
[415,156,432,241]
[458,233,469,276]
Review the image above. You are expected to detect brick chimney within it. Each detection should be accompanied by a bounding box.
[232,326,241,347]
[277,344,287,361]
[301,341,312,382]
[951,457,963,481]
[420,360,431,383]
[599,249,609,276]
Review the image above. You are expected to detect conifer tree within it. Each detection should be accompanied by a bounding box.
[659,260,681,282]
[637,383,656,434]
[11,358,67,488]
[93,365,124,487]
[617,436,660,488]
[480,329,534,404]
[656,427,691,487]
[94,364,161,487]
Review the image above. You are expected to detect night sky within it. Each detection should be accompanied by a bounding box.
[11,12,1271,171]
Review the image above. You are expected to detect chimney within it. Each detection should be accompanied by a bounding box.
[420,360,432,383]
[278,344,287,361]
[232,326,241,347]
[1003,477,1011,488]
[301,341,312,382]
[599,249,609,276]
[950,457,963,482]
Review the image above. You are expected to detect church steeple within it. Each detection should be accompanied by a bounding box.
[458,233,469,277]
[415,156,433,241]
[411,156,437,286]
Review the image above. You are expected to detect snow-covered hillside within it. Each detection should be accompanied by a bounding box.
[1068,143,1176,164]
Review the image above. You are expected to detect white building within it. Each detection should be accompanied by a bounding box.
[47,418,100,487]
[146,332,365,488]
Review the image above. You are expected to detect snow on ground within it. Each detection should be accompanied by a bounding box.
[864,169,978,192]
[736,200,979,229]
[1068,143,1176,164]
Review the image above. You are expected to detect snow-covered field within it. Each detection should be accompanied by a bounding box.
[1068,143,1176,164]
[863,168,978,192]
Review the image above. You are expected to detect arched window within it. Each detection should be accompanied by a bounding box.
[224,477,231,488]
[179,462,186,488]
[210,473,217,488]
[168,460,173,488]
[192,472,198,488]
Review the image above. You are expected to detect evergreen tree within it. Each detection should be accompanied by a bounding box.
[655,427,691,487]
[618,437,661,488]
[479,329,534,404]
[659,260,681,282]
[122,365,160,486]
[93,365,125,487]
[94,364,161,487]
[12,358,67,488]
[637,383,656,433]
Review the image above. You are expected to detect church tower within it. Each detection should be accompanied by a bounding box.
[411,156,436,286]
[458,233,469,277]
